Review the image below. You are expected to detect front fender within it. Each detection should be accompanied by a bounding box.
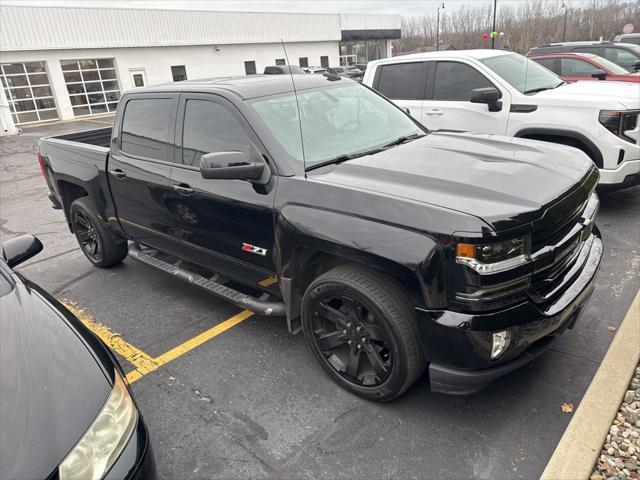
[276,205,447,309]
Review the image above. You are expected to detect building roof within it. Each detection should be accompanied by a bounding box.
[0,5,342,51]
[137,73,358,100]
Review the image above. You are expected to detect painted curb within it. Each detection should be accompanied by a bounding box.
[541,290,640,480]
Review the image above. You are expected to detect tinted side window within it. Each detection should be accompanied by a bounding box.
[182,99,254,167]
[433,62,493,101]
[560,58,597,77]
[534,58,557,73]
[120,98,173,161]
[604,48,640,68]
[376,62,426,100]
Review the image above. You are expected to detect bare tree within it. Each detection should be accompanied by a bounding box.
[394,0,640,55]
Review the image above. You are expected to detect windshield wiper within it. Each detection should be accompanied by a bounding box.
[305,148,383,172]
[524,82,564,94]
[382,133,424,148]
[305,133,425,172]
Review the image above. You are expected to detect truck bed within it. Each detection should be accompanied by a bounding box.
[51,127,112,148]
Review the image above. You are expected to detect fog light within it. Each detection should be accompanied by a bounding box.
[491,330,511,359]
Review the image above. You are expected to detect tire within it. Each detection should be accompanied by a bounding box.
[301,264,424,401]
[70,197,128,268]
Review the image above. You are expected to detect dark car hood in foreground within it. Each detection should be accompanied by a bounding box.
[313,131,593,231]
[0,271,112,480]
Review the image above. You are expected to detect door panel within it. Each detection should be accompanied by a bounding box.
[422,61,510,135]
[108,93,180,253]
[169,94,277,276]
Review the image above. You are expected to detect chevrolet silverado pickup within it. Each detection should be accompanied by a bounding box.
[38,74,603,400]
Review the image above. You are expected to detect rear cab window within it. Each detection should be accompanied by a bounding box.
[374,62,427,100]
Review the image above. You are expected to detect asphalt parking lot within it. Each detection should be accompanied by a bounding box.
[2,117,639,480]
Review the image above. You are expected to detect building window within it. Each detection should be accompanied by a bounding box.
[320,56,329,68]
[171,65,187,82]
[275,58,286,66]
[299,57,309,68]
[60,58,121,117]
[340,40,388,65]
[0,61,58,125]
[132,74,145,87]
[244,61,257,75]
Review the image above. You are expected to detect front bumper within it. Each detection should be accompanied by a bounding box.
[416,233,603,395]
[599,159,640,188]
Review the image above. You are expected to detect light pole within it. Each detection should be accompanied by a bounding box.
[491,0,497,49]
[561,2,568,42]
[436,3,445,51]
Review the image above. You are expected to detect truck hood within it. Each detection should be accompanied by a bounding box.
[0,274,112,480]
[313,132,593,231]
[534,80,640,109]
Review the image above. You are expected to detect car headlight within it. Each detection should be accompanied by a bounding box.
[599,110,640,143]
[59,374,138,480]
[456,236,531,274]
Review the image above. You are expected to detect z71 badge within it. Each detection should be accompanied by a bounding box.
[242,243,267,256]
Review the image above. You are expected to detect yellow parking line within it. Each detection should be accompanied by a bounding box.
[61,300,254,384]
[154,309,254,366]
[258,276,278,287]
[61,300,161,381]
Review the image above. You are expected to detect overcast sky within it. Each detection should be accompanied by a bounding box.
[6,0,592,16]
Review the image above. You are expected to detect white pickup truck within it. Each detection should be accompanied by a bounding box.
[363,49,640,189]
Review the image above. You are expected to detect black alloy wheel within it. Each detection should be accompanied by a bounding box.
[301,264,424,401]
[73,208,102,263]
[70,197,128,268]
[310,294,392,387]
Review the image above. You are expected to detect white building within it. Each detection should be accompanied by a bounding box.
[0,5,400,128]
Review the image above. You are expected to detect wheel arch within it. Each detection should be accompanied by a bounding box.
[57,179,89,231]
[276,207,447,333]
[514,128,604,168]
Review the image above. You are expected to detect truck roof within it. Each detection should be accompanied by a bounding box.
[129,74,352,100]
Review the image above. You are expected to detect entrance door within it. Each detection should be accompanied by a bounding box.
[129,69,147,88]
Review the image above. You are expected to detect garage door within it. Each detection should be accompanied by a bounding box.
[0,61,59,125]
[60,58,121,118]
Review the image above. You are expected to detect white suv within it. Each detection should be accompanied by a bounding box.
[363,50,640,189]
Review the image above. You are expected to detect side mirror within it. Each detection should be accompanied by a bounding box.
[200,151,265,181]
[633,61,640,72]
[470,87,503,112]
[591,69,607,80]
[402,107,411,115]
[2,235,43,268]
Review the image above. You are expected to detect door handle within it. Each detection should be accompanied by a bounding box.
[109,168,126,179]
[172,184,194,196]
[425,109,443,116]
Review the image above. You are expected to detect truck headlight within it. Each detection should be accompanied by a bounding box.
[599,110,640,143]
[456,236,531,274]
[59,374,138,480]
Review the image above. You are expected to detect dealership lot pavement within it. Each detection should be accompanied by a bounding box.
[2,118,639,479]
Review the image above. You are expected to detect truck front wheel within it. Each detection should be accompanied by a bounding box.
[301,264,424,401]
[70,197,127,268]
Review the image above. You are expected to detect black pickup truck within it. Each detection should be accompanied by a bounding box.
[38,74,603,400]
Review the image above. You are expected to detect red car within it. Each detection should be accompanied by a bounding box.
[530,52,640,83]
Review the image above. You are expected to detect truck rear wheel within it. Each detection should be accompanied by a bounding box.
[70,197,127,268]
[301,264,424,401]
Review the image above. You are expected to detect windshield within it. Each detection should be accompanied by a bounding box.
[249,83,423,167]
[482,53,563,94]
[587,55,630,74]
